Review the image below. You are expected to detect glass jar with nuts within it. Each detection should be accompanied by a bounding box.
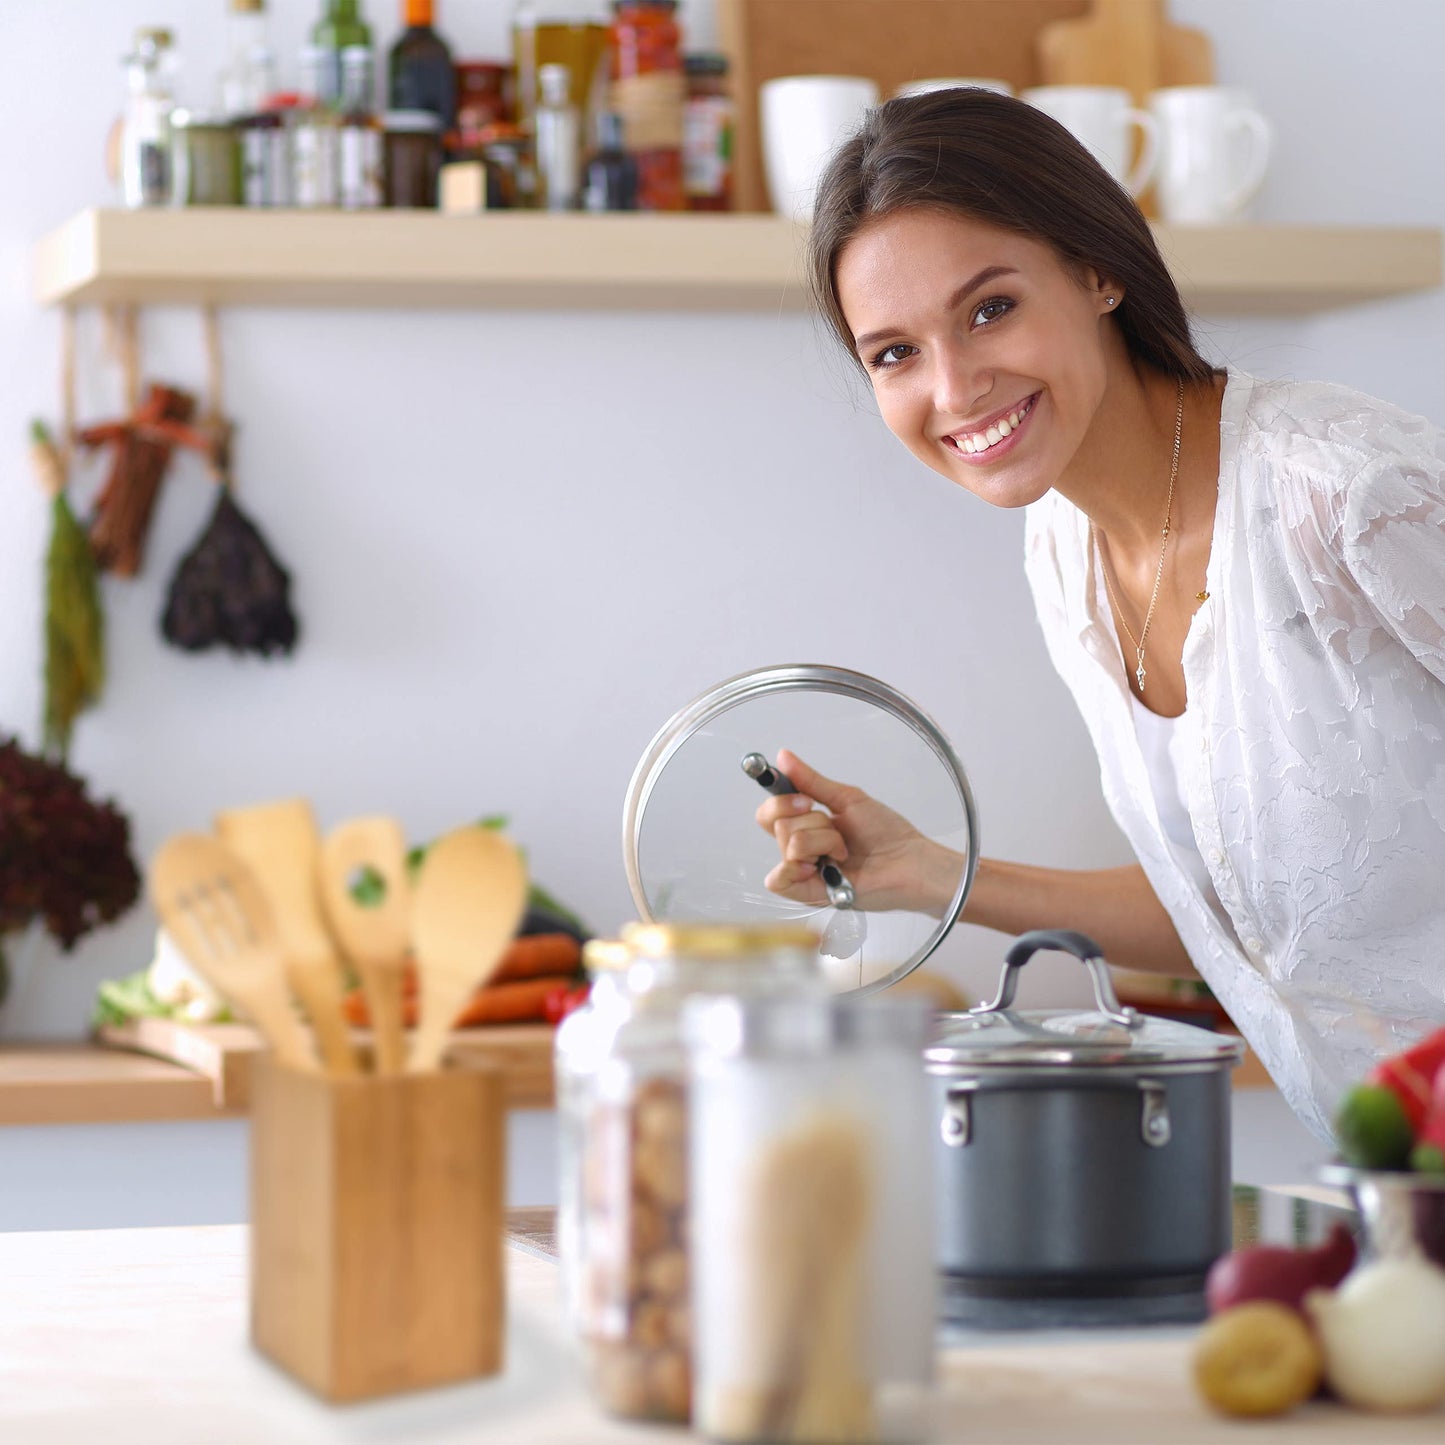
[555,924,824,1424]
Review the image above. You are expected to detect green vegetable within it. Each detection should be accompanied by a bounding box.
[1411,1143,1445,1174]
[347,863,387,907]
[1335,1083,1416,1170]
[91,968,168,1029]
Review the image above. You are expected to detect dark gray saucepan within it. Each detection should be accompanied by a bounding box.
[925,930,1243,1323]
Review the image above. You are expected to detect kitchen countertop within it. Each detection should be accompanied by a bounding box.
[2,1208,1440,1443]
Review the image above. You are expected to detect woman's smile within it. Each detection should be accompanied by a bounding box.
[943,390,1042,465]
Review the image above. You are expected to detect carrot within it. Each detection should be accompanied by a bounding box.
[453,975,575,1027]
[490,933,583,985]
[343,973,575,1030]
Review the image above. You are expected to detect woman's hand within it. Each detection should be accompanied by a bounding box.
[754,749,965,916]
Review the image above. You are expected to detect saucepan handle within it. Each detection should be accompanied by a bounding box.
[970,929,1141,1028]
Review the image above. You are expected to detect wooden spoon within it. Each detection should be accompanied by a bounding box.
[149,833,318,1073]
[408,827,528,1075]
[318,816,413,1076]
[215,798,360,1077]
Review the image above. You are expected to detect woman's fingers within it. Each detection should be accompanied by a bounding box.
[755,792,815,831]
[764,858,823,901]
[776,812,846,862]
[775,749,864,813]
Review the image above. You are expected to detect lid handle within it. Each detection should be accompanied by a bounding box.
[971,929,1141,1029]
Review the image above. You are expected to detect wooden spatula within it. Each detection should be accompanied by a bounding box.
[149,833,318,1073]
[215,798,360,1077]
[408,827,528,1075]
[318,816,413,1076]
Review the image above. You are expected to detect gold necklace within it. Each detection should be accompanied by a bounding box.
[1095,378,1185,695]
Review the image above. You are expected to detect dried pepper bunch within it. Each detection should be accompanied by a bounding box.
[0,736,141,1004]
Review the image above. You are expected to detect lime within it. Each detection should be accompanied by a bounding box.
[1335,1084,1415,1170]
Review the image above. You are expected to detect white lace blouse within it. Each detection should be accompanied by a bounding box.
[1024,369,1445,1143]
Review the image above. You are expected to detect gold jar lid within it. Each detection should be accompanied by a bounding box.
[581,938,633,974]
[623,922,820,959]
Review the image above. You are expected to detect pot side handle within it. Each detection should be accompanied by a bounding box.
[972,929,1142,1029]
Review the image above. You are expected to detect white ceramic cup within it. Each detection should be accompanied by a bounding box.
[1149,85,1273,223]
[761,74,880,222]
[893,77,1014,100]
[1021,84,1159,197]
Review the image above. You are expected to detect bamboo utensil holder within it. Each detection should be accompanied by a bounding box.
[249,1055,506,1402]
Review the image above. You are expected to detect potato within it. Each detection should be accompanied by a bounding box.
[1193,1302,1323,1418]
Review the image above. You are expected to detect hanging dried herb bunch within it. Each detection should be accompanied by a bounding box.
[161,425,300,657]
[0,736,141,1005]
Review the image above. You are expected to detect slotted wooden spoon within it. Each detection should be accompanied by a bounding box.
[408,827,528,1075]
[215,798,360,1077]
[318,816,413,1076]
[149,833,318,1072]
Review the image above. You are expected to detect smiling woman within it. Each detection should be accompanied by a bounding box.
[749,88,1445,1143]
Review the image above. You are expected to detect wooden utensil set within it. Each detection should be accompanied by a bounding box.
[149,800,528,1076]
[150,799,529,1403]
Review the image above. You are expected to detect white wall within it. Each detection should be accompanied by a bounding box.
[1,0,1442,1043]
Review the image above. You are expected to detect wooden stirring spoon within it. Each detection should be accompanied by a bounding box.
[408,827,528,1075]
[318,816,413,1076]
[149,834,318,1073]
[215,799,360,1078]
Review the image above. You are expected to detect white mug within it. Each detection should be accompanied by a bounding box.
[894,77,1014,100]
[761,74,880,222]
[1149,85,1272,223]
[1021,85,1159,197]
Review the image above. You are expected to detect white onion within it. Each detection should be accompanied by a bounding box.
[1306,1255,1445,1412]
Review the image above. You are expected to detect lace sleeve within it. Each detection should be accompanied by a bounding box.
[1341,440,1445,687]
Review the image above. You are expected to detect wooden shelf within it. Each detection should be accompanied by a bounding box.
[0,1022,557,1127]
[33,208,1442,315]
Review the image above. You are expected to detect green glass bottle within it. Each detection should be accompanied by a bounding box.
[310,0,372,107]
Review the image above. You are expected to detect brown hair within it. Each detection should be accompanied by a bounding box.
[809,88,1219,384]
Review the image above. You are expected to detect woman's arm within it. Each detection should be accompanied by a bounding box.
[961,857,1199,978]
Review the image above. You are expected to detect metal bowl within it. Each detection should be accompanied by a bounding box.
[1320,1164,1445,1267]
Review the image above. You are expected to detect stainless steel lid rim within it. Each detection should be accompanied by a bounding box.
[925,1057,1240,1079]
[622,662,979,996]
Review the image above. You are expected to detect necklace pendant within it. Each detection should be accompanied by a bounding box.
[1136,663,1147,691]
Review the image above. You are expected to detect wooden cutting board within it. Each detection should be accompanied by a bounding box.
[1035,0,1215,104]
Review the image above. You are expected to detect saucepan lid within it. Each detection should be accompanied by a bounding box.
[622,664,978,996]
[926,930,1245,1070]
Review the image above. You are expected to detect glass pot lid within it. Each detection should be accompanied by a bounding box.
[622,664,978,997]
[925,929,1245,1070]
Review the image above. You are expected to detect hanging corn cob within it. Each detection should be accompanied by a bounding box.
[31,420,104,761]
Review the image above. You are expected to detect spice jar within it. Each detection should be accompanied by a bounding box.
[682,53,733,211]
[555,924,824,1425]
[170,112,241,205]
[685,993,936,1443]
[383,109,444,207]
[609,0,685,211]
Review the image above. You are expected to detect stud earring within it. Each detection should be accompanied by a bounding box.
[1105,295,1117,307]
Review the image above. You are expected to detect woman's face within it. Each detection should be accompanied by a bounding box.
[834,208,1118,509]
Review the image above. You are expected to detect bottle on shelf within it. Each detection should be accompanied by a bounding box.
[290,45,341,207]
[219,0,277,120]
[338,46,383,209]
[118,27,177,208]
[609,0,685,211]
[534,62,581,211]
[511,0,610,139]
[388,0,457,132]
[311,0,373,108]
[682,52,733,211]
[581,110,638,211]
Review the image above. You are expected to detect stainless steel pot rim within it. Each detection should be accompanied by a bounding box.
[927,1006,1245,1068]
[926,1057,1239,1080]
[1319,1163,1445,1194]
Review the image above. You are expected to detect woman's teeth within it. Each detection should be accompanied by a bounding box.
[957,395,1036,454]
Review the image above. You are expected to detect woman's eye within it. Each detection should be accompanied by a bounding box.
[870,343,918,369]
[972,297,1014,328]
